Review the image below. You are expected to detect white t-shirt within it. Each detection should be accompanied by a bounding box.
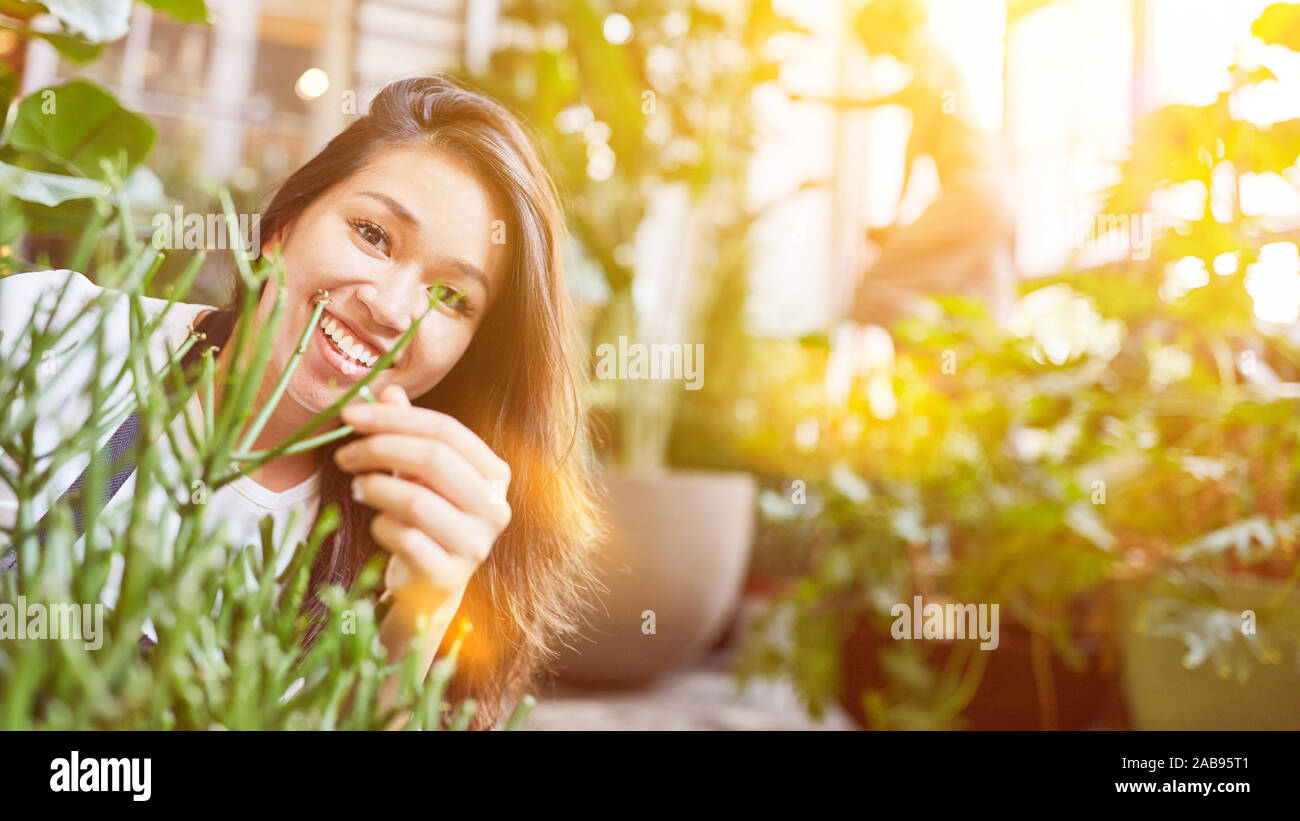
[0,269,323,637]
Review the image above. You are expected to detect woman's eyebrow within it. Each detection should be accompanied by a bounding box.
[446,258,491,297]
[358,190,418,227]
[356,189,491,297]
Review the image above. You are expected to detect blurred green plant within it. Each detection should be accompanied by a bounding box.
[736,0,1300,728]
[0,0,212,270]
[461,0,811,470]
[0,192,533,730]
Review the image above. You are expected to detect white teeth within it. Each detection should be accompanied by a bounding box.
[321,313,379,367]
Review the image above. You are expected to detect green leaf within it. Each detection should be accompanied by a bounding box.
[0,191,26,245]
[0,20,106,63]
[0,62,14,126]
[39,0,131,42]
[0,0,45,20]
[7,79,155,179]
[0,159,110,205]
[31,28,106,63]
[139,0,209,25]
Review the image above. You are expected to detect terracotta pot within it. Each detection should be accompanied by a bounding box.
[554,469,756,686]
[743,575,799,598]
[839,613,1115,730]
[1119,574,1300,730]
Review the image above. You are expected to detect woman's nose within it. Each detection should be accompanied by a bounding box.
[356,278,419,335]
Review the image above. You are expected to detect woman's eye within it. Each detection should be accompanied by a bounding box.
[429,282,472,315]
[349,218,390,255]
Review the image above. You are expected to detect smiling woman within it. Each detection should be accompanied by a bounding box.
[2,75,606,730]
[208,139,512,459]
[187,75,608,728]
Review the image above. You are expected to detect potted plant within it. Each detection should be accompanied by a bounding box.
[1065,1,1300,729]
[462,0,809,685]
[734,291,1122,730]
[737,0,1300,732]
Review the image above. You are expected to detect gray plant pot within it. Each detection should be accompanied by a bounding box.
[1119,574,1300,730]
[554,469,756,686]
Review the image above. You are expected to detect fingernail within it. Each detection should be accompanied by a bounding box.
[352,479,364,502]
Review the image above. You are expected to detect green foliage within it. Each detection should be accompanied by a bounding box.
[0,4,543,730]
[0,195,532,730]
[0,158,109,206]
[0,1,205,46]
[737,2,1300,727]
[138,0,208,26]
[0,1,192,259]
[0,60,15,112]
[462,0,811,469]
[8,80,155,179]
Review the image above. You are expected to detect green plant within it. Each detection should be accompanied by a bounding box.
[735,275,1300,727]
[1045,0,1300,680]
[737,3,1300,729]
[0,0,214,277]
[0,195,534,729]
[462,0,810,470]
[734,294,1120,729]
[738,258,1300,725]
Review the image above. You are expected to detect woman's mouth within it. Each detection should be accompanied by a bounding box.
[315,310,383,378]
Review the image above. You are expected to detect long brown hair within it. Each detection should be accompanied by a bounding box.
[185,76,605,728]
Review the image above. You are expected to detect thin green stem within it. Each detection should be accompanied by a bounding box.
[227,425,355,466]
[503,695,536,731]
[219,189,258,292]
[234,291,331,456]
[221,287,445,486]
[202,347,215,445]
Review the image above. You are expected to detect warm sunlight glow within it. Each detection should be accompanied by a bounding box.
[1245,242,1300,324]
[294,68,330,101]
[603,13,633,45]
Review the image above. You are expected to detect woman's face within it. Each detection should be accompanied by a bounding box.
[253,144,509,415]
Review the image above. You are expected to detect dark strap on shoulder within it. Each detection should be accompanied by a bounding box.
[3,409,152,654]
[34,408,143,549]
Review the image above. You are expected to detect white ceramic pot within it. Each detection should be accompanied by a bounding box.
[555,469,756,686]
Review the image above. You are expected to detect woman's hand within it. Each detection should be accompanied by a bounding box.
[336,384,511,617]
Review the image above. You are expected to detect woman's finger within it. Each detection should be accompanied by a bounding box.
[385,552,416,591]
[376,385,409,478]
[379,383,410,407]
[368,512,467,593]
[353,472,492,563]
[340,400,510,485]
[336,433,503,523]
